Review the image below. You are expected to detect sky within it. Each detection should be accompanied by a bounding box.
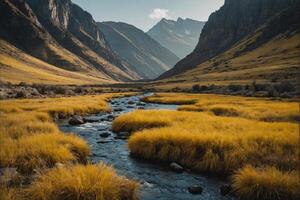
[72,0,224,31]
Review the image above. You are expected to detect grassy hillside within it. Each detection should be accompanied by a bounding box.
[153,32,300,91]
[0,40,114,85]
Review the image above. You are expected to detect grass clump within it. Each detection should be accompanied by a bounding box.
[27,164,139,200]
[144,93,299,123]
[233,166,300,200]
[112,110,175,133]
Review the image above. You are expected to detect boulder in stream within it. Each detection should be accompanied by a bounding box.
[188,186,203,194]
[170,162,184,173]
[99,132,111,138]
[69,115,85,125]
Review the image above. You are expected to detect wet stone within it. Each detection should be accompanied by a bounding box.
[170,162,184,173]
[69,115,85,125]
[99,132,110,138]
[188,186,203,194]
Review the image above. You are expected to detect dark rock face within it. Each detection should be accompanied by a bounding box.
[26,0,139,81]
[148,18,206,59]
[159,0,298,79]
[98,22,180,79]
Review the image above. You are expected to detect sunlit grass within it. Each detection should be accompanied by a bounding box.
[0,93,138,199]
[113,93,300,199]
[143,93,299,122]
[27,164,139,200]
[233,166,300,200]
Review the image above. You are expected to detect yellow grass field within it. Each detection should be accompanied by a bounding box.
[0,93,138,200]
[113,93,300,200]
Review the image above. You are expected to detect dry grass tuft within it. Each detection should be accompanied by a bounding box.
[27,164,139,200]
[112,110,175,133]
[233,166,300,200]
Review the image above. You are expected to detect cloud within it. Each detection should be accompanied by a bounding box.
[149,8,171,20]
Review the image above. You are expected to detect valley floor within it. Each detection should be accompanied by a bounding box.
[0,92,299,200]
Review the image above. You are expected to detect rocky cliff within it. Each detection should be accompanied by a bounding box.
[159,0,298,79]
[148,18,205,59]
[98,22,179,79]
[0,0,139,82]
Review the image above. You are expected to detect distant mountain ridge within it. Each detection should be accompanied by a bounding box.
[0,0,140,84]
[158,0,300,81]
[147,18,205,58]
[98,21,180,79]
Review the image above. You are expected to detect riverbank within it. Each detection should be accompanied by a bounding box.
[0,93,139,200]
[113,93,300,200]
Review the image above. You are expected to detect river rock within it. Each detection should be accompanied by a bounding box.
[137,102,146,106]
[69,115,85,125]
[128,101,135,105]
[107,114,115,121]
[99,132,110,138]
[170,162,184,173]
[97,141,110,144]
[83,117,99,123]
[188,186,203,194]
[114,108,123,112]
[220,184,232,196]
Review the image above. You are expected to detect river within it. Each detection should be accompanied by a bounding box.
[59,94,234,200]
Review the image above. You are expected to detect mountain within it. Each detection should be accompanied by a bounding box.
[98,22,180,79]
[157,0,300,86]
[147,18,205,59]
[0,0,139,84]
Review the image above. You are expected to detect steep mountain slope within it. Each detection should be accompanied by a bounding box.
[0,39,109,84]
[155,0,300,90]
[98,22,180,79]
[0,0,139,84]
[147,18,205,58]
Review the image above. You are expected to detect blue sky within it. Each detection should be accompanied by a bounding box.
[72,0,224,31]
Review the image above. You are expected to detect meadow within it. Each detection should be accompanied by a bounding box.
[113,93,300,200]
[0,93,139,200]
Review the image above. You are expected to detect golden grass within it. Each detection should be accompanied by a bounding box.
[233,166,300,200]
[143,93,299,122]
[0,93,138,199]
[27,164,139,200]
[113,93,300,199]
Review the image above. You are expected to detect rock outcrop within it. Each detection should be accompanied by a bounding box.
[159,0,298,79]
[0,0,140,82]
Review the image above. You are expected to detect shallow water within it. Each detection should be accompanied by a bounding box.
[59,94,235,200]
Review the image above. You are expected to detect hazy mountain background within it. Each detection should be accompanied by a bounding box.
[98,22,179,79]
[147,18,206,59]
